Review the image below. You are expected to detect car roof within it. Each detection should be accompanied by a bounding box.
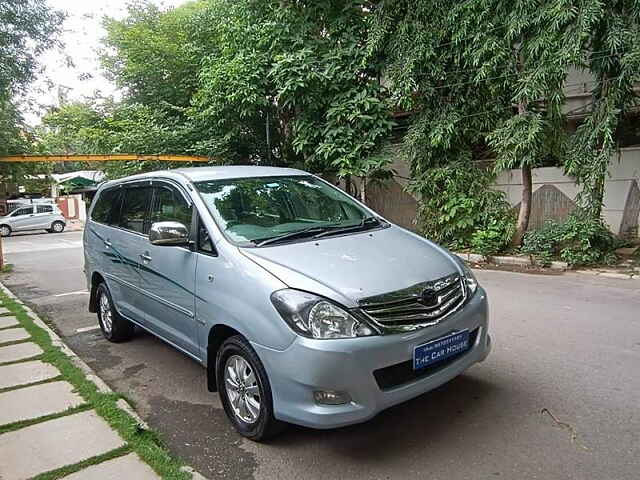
[102,165,310,187]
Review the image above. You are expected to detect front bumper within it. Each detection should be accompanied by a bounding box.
[252,287,491,429]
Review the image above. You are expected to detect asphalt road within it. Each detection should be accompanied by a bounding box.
[2,230,639,480]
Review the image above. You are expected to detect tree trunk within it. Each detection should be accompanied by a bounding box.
[511,89,532,246]
[512,165,532,246]
[345,175,353,196]
[359,176,367,204]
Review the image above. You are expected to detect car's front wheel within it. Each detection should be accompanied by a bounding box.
[96,283,134,342]
[50,221,65,233]
[0,225,11,237]
[216,335,285,441]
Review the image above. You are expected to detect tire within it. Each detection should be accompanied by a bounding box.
[96,283,134,342]
[216,335,286,441]
[50,221,65,233]
[0,225,11,237]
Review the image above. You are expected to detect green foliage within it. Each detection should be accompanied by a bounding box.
[0,0,63,191]
[32,0,393,184]
[191,0,394,176]
[370,0,640,225]
[33,101,214,179]
[0,0,64,102]
[471,218,516,257]
[522,214,620,266]
[0,0,63,156]
[489,112,566,172]
[101,0,206,110]
[564,1,640,219]
[410,162,515,252]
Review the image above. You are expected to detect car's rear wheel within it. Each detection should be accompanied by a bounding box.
[0,225,11,237]
[96,283,134,342]
[50,221,65,233]
[216,335,285,441]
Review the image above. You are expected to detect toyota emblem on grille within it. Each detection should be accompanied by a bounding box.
[420,288,438,306]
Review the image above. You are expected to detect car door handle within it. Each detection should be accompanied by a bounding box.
[104,240,112,248]
[140,253,152,262]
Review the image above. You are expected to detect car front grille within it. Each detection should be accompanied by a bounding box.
[358,273,466,333]
[373,328,479,390]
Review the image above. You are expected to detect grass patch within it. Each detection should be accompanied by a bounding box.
[0,339,32,348]
[0,264,14,273]
[0,325,23,331]
[0,292,191,479]
[0,354,44,367]
[32,445,132,480]
[0,376,63,394]
[0,403,92,435]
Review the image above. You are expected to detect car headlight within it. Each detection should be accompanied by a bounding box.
[461,263,478,297]
[270,289,377,339]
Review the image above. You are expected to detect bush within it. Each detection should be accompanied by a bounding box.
[471,218,516,256]
[411,162,515,253]
[522,214,620,266]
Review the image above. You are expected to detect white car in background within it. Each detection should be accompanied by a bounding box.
[0,204,66,237]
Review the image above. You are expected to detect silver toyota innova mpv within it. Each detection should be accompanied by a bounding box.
[84,166,491,440]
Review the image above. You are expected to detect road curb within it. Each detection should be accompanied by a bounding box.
[454,252,568,270]
[455,252,638,278]
[0,281,209,480]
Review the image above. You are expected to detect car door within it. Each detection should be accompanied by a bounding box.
[136,182,199,357]
[34,204,55,228]
[86,187,131,320]
[9,206,36,231]
[109,184,154,323]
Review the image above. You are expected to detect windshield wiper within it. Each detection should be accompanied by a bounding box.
[312,216,382,239]
[255,225,337,247]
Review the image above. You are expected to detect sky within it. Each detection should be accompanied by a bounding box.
[23,0,189,126]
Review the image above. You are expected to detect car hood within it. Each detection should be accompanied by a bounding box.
[239,225,461,307]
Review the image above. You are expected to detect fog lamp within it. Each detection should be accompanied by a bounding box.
[313,390,351,405]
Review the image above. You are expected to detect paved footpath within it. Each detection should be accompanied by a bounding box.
[0,295,162,479]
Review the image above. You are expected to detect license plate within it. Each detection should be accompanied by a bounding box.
[413,329,470,370]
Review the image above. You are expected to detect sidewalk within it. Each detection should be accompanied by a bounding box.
[0,284,198,479]
[65,219,85,232]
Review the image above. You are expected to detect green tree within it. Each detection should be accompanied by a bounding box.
[98,0,394,193]
[0,0,64,154]
[34,99,209,178]
[564,1,640,219]
[369,0,584,245]
[0,0,64,192]
[101,0,207,111]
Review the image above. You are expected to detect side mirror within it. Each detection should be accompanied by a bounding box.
[149,221,190,247]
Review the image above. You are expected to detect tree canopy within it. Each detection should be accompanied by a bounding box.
[0,0,64,190]
[21,0,640,249]
[368,0,640,241]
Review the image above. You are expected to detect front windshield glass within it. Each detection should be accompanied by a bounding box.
[195,176,371,246]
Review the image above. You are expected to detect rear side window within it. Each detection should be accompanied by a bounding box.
[37,205,53,214]
[149,187,192,233]
[119,187,153,234]
[91,189,121,225]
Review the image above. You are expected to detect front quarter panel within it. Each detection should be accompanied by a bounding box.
[194,242,294,364]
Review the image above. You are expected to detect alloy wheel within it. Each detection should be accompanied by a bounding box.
[99,292,113,335]
[224,355,261,424]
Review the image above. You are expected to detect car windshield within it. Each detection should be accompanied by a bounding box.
[195,176,374,246]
